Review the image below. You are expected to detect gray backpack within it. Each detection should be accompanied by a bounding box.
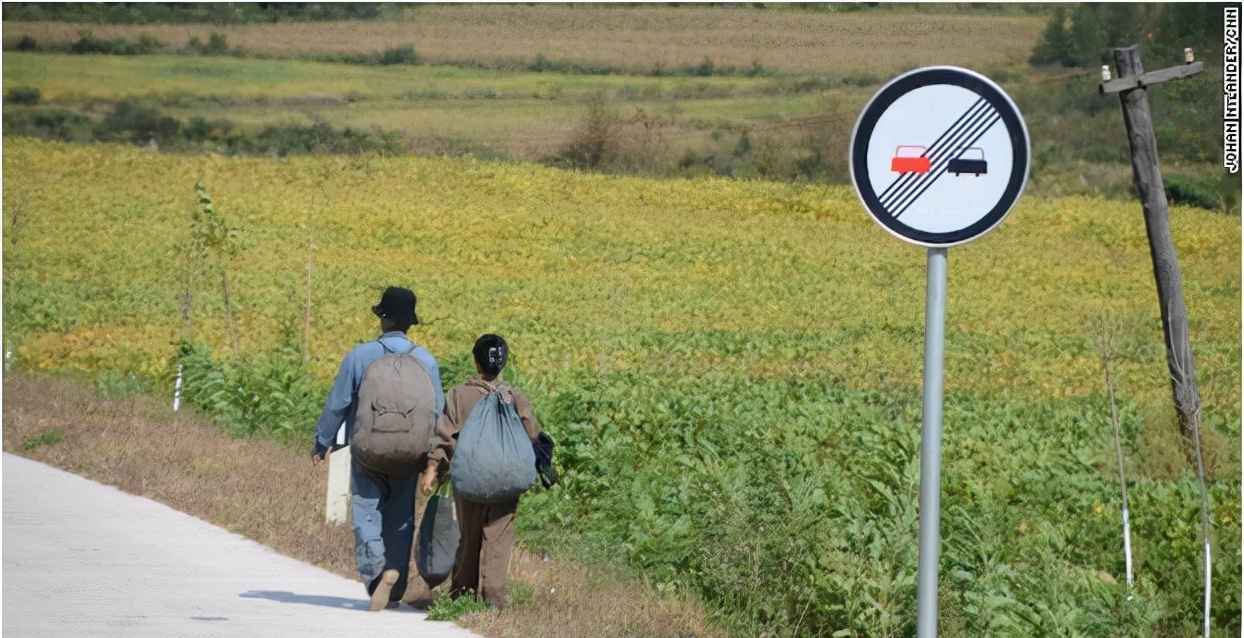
[351,340,439,479]
[450,385,537,503]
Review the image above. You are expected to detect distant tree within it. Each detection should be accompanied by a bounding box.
[1031,4,1224,69]
[1068,4,1108,66]
[1100,3,1152,50]
[1029,7,1075,67]
[1156,3,1222,58]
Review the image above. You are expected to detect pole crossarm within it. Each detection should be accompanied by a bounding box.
[1099,60,1203,95]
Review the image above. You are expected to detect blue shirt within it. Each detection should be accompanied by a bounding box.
[314,331,445,449]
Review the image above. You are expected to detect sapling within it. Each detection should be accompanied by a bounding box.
[303,234,314,366]
[192,181,242,358]
[1095,317,1134,590]
[1166,317,1213,638]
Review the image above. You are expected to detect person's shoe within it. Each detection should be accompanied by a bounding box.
[368,569,400,612]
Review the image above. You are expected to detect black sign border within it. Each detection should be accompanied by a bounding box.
[850,67,1029,247]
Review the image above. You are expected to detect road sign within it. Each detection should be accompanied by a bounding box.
[850,67,1030,248]
[849,67,1029,638]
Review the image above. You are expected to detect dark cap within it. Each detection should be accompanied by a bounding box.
[372,286,418,326]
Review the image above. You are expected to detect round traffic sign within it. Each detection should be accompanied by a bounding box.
[850,67,1030,247]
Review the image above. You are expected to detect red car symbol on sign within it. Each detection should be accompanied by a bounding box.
[890,146,930,174]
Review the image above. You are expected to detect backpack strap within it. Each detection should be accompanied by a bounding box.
[376,338,419,356]
[474,379,514,405]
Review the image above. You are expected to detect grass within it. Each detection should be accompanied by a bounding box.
[1,53,783,104]
[21,428,64,451]
[3,6,1045,75]
[1,373,725,638]
[426,592,490,621]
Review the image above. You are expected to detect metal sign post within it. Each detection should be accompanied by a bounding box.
[917,247,947,636]
[849,67,1029,638]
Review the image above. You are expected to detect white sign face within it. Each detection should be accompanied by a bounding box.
[850,67,1030,247]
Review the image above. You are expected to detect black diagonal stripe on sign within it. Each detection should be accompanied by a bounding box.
[879,104,994,210]
[886,110,1001,216]
[876,98,987,204]
[889,112,1002,219]
[875,97,987,203]
[881,103,996,210]
[892,112,1003,220]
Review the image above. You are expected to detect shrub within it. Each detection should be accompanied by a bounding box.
[554,94,620,169]
[135,34,163,54]
[378,44,417,65]
[226,122,404,156]
[530,52,554,73]
[70,30,111,54]
[187,32,231,55]
[95,370,148,400]
[96,99,181,144]
[183,116,235,143]
[205,32,229,55]
[6,87,41,106]
[15,35,37,51]
[3,108,94,142]
[175,333,322,441]
[692,56,715,77]
[1165,173,1224,211]
[68,30,162,55]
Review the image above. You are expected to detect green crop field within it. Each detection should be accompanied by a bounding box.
[3,137,1239,635]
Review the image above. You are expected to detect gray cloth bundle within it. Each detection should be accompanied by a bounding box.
[450,390,537,504]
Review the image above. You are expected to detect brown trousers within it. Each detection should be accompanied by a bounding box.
[450,495,518,607]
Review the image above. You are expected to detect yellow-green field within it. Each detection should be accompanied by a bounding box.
[4,138,1241,635]
[4,6,1045,75]
[4,138,1239,414]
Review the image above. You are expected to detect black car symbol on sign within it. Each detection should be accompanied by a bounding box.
[948,147,987,176]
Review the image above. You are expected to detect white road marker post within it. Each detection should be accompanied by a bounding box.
[850,67,1029,637]
[172,364,184,412]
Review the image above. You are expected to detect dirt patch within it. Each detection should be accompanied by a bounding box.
[1,373,723,638]
[461,549,723,638]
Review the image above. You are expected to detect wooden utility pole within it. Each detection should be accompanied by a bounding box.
[1100,45,1204,453]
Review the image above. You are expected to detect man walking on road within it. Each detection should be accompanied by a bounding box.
[312,287,444,611]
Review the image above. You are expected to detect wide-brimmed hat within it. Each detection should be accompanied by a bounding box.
[371,286,418,325]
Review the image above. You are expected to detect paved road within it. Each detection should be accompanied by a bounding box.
[3,453,480,638]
